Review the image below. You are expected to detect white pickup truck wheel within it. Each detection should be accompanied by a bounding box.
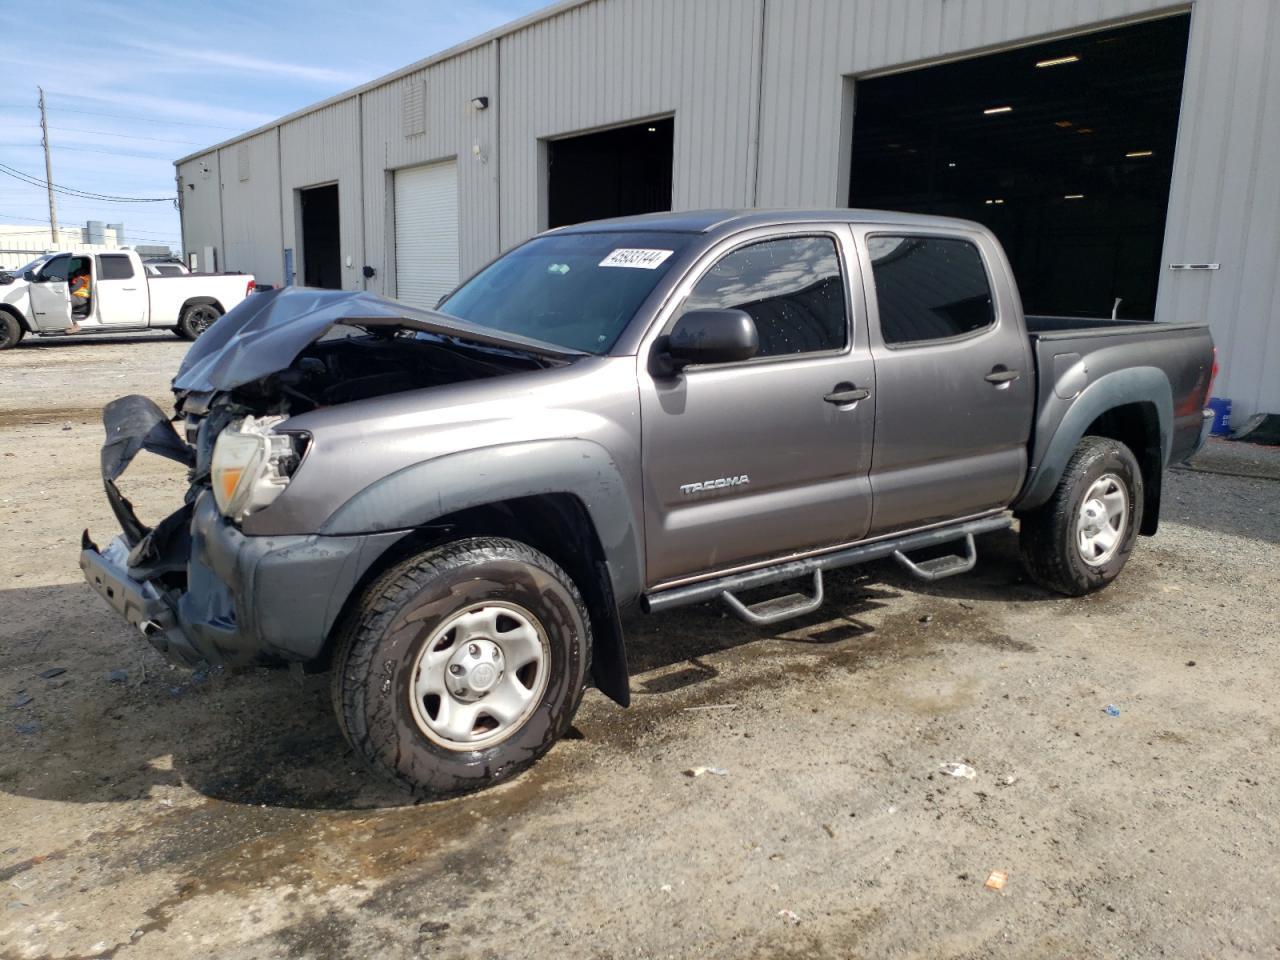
[177,302,222,340]
[1019,436,1143,596]
[330,537,592,799]
[0,313,23,351]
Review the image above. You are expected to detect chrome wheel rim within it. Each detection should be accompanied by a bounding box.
[408,602,550,751]
[1077,473,1128,566]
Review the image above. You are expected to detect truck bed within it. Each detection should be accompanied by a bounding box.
[1018,314,1215,510]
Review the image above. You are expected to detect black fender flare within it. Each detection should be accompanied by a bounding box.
[0,303,30,333]
[178,296,225,319]
[1015,366,1172,512]
[319,439,644,705]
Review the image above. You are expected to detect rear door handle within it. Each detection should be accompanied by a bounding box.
[984,367,1020,384]
[824,384,871,404]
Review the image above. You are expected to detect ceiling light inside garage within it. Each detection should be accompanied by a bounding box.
[1125,150,1154,157]
[1064,193,1085,199]
[1036,55,1080,67]
[983,106,1013,115]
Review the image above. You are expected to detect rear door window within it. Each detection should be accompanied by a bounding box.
[98,255,134,280]
[867,235,994,345]
[680,235,848,357]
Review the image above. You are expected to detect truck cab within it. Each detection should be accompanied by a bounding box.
[0,248,255,348]
[22,250,149,330]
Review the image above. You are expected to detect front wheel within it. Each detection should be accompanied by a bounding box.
[331,537,592,799]
[176,302,222,340]
[1019,436,1144,596]
[0,313,24,351]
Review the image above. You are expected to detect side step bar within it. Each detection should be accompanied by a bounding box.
[893,533,977,581]
[643,514,1012,623]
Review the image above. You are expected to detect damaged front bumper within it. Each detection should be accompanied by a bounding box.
[80,395,406,669]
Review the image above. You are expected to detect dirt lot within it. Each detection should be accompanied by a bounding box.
[2,334,1278,959]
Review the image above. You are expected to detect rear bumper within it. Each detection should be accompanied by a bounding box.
[1192,408,1215,458]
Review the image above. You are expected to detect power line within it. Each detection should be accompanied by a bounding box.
[36,143,176,161]
[0,162,174,203]
[0,102,246,132]
[8,125,202,147]
[54,126,205,147]
[0,211,181,240]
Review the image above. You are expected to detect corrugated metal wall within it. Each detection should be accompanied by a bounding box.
[176,153,221,269]
[178,0,1279,417]
[359,44,497,300]
[279,98,362,290]
[218,129,281,283]
[1155,0,1280,419]
[496,0,763,247]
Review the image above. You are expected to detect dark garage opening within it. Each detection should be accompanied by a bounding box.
[300,183,342,289]
[547,117,674,229]
[849,15,1190,320]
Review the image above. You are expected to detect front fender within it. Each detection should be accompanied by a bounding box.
[1015,366,1172,511]
[319,439,645,604]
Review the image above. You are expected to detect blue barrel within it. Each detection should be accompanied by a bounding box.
[1207,397,1232,435]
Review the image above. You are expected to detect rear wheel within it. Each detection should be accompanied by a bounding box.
[0,313,24,351]
[331,537,592,799]
[1019,436,1143,596]
[176,302,222,340]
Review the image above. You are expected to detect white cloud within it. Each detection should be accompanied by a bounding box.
[121,39,370,87]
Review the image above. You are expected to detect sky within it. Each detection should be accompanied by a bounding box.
[0,0,546,253]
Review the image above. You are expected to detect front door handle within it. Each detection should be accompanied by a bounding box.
[824,384,871,404]
[984,367,1021,384]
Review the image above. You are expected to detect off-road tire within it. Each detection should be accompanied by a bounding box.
[176,302,222,340]
[330,537,592,799]
[0,313,23,351]
[1019,435,1143,596]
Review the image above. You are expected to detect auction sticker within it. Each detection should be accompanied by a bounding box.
[598,248,674,269]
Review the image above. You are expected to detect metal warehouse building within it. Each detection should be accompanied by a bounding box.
[176,0,1280,420]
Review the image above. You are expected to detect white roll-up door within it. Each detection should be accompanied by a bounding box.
[393,159,459,309]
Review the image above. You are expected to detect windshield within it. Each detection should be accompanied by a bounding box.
[439,231,693,354]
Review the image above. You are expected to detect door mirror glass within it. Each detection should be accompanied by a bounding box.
[657,308,759,374]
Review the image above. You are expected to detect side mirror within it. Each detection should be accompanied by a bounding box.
[23,270,37,282]
[652,308,759,376]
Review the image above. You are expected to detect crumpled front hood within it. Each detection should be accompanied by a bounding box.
[172,286,581,394]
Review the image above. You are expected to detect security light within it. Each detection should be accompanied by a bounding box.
[470,96,489,110]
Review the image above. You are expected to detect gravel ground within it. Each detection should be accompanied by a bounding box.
[1,337,1278,960]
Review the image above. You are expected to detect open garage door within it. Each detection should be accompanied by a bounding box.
[849,15,1190,320]
[394,159,459,309]
[300,184,341,289]
[548,117,674,229]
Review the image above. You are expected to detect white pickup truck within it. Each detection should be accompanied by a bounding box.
[0,249,255,349]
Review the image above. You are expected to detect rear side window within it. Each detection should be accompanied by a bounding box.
[868,236,994,345]
[98,255,134,280]
[681,235,848,357]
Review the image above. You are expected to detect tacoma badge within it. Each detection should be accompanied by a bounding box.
[680,475,750,495]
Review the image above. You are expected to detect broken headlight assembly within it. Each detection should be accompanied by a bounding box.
[210,415,306,523]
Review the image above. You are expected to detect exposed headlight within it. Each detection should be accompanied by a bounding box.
[210,415,303,522]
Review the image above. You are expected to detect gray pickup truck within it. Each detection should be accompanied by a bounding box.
[81,209,1216,798]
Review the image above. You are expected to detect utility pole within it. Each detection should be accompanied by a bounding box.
[38,86,58,246]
